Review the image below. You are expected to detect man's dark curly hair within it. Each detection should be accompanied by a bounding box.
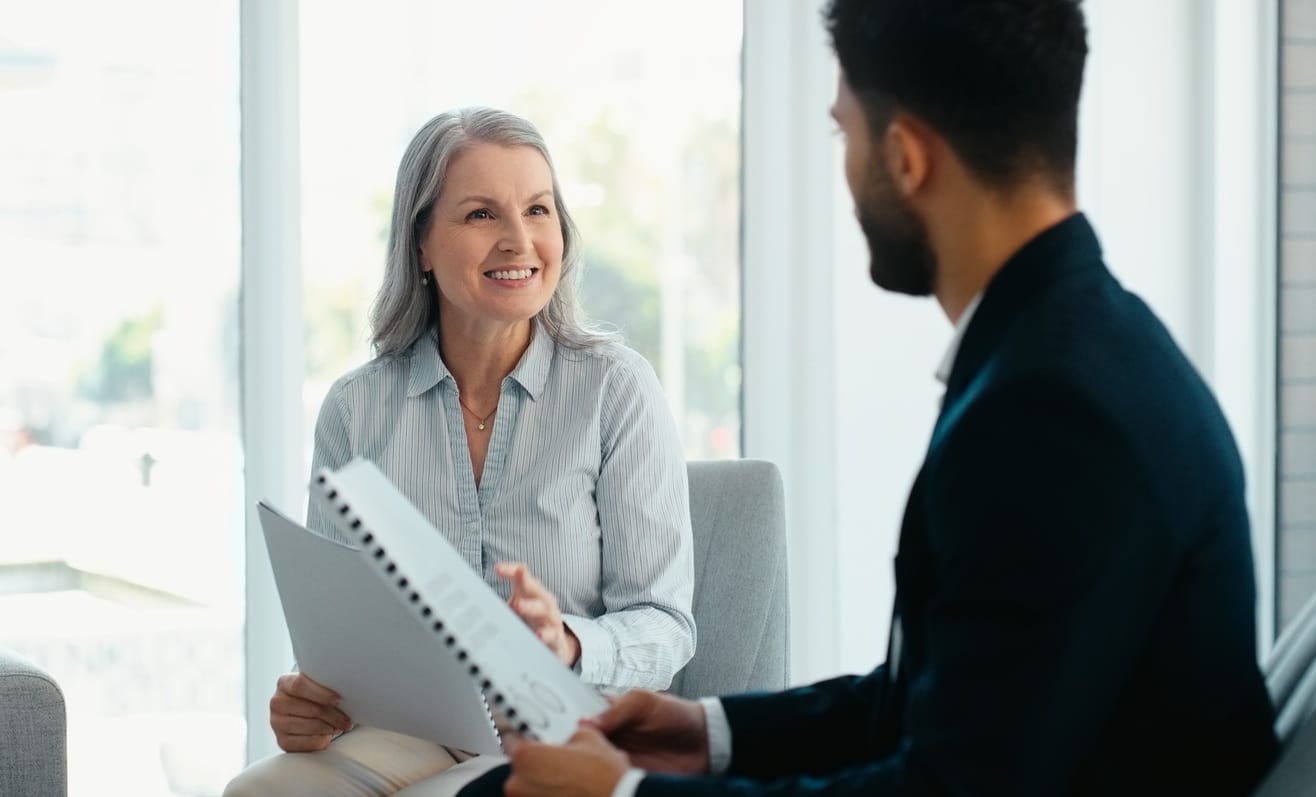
[825,0,1088,192]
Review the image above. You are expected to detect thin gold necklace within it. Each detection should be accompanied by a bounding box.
[459,399,497,431]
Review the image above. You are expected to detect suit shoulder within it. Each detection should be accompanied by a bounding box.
[971,280,1244,499]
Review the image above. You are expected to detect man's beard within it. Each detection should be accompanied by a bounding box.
[856,164,937,296]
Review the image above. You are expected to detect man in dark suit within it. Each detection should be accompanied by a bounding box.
[461,1,1279,794]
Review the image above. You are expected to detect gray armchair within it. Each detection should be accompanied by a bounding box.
[0,648,67,797]
[669,459,789,699]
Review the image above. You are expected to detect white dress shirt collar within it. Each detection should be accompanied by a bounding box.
[935,293,983,385]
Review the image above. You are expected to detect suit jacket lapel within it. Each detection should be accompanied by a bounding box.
[941,212,1104,412]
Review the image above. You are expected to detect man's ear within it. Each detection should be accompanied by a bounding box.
[883,115,933,197]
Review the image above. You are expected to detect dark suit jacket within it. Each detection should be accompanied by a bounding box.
[641,214,1278,796]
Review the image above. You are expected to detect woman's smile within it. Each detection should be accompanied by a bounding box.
[483,266,540,283]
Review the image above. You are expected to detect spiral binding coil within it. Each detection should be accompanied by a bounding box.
[315,474,533,741]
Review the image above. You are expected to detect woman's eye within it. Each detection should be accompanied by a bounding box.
[466,209,492,221]
[528,205,550,216]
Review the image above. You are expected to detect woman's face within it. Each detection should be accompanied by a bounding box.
[421,142,564,335]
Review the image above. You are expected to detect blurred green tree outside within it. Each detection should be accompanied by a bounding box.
[78,304,164,403]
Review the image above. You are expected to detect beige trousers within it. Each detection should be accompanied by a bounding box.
[222,727,508,797]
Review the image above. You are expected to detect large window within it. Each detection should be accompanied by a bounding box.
[1,2,744,784]
[0,3,244,795]
[1279,0,1316,629]
[299,0,744,468]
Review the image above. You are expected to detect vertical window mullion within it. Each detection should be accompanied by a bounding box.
[239,0,304,764]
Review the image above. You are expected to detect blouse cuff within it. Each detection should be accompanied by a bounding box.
[562,613,614,684]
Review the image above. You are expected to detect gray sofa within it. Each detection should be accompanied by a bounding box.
[0,648,67,797]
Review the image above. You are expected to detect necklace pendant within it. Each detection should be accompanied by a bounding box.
[478,422,486,431]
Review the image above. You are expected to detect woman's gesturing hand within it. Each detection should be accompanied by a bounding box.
[495,561,581,667]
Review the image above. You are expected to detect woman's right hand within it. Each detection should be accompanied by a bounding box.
[269,672,354,752]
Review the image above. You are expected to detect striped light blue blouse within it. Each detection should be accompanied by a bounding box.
[305,322,696,691]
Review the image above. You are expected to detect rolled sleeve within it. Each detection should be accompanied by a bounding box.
[562,613,616,685]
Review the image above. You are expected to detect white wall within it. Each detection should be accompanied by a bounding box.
[742,0,950,682]
[744,0,1278,684]
[741,0,845,683]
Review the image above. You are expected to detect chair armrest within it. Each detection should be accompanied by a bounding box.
[0,648,67,797]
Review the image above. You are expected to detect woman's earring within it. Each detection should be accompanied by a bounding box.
[421,273,429,285]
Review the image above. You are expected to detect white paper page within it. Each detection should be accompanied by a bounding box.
[317,458,609,744]
[258,501,502,755]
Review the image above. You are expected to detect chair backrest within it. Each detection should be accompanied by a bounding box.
[1253,592,1316,795]
[668,459,789,699]
[0,648,66,797]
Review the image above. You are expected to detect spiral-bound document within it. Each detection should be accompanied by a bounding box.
[309,457,609,745]
[259,502,503,754]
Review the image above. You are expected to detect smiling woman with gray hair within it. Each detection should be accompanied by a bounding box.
[224,107,696,797]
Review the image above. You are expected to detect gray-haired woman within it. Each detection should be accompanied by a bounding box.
[225,108,695,797]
